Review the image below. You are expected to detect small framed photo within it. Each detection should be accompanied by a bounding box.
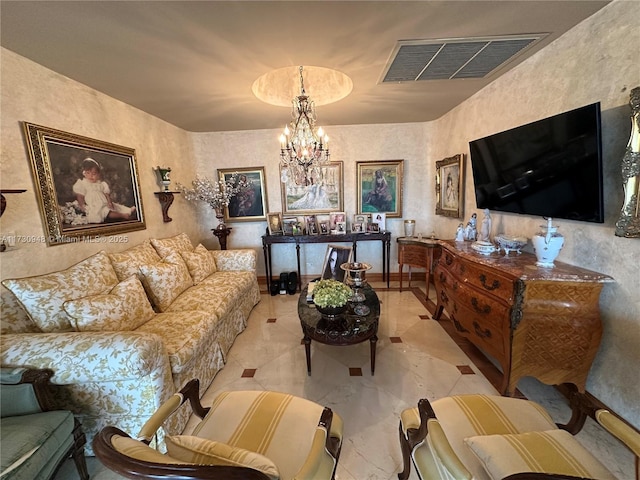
[372,212,386,231]
[367,223,380,233]
[351,222,364,233]
[335,221,347,235]
[321,244,354,282]
[305,215,319,235]
[435,154,465,218]
[329,211,346,233]
[267,212,283,235]
[283,216,297,235]
[319,221,330,235]
[353,213,369,225]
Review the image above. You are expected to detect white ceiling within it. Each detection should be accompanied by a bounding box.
[0,1,610,132]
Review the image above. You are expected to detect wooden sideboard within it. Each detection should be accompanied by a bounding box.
[433,240,613,395]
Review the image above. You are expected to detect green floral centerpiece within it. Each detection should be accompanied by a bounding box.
[313,279,352,319]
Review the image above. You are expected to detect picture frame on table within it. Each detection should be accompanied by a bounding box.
[329,211,346,233]
[22,122,145,246]
[304,215,319,235]
[371,212,386,231]
[283,216,298,235]
[321,244,354,282]
[218,166,268,222]
[435,154,465,218]
[367,223,380,233]
[351,222,364,233]
[356,159,404,218]
[280,161,343,214]
[267,212,283,235]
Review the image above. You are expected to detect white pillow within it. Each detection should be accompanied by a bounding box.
[139,252,193,312]
[63,275,155,331]
[180,244,217,284]
[165,435,279,480]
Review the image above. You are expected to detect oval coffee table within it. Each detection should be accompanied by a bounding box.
[298,283,380,375]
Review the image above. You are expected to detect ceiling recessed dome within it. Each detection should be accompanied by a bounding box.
[252,66,353,107]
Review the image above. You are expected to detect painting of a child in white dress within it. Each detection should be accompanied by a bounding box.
[73,158,137,224]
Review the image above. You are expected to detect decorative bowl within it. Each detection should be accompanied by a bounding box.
[471,241,496,255]
[494,234,528,254]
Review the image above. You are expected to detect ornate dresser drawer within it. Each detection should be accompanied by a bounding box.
[433,240,613,395]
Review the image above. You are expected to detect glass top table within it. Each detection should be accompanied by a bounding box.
[298,283,380,375]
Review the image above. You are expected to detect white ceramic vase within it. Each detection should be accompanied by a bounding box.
[532,218,564,267]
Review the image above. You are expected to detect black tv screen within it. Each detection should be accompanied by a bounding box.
[469,103,604,223]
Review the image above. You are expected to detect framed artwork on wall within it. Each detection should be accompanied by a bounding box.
[218,166,268,222]
[280,161,343,214]
[22,122,145,246]
[356,160,404,218]
[435,154,465,218]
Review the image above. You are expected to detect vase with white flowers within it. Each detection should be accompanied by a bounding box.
[312,279,353,320]
[177,174,250,229]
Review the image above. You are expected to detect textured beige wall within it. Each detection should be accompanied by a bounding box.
[0,48,200,280]
[428,0,639,428]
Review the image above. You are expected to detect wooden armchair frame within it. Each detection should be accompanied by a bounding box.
[94,379,342,480]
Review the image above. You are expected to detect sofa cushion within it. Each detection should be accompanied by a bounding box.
[135,310,219,374]
[1,251,119,333]
[464,429,616,480]
[63,276,155,332]
[139,252,193,312]
[1,410,74,479]
[150,233,194,258]
[165,435,279,480]
[180,244,217,284]
[108,240,162,282]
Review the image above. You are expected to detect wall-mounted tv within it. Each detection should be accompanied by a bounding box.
[469,102,604,223]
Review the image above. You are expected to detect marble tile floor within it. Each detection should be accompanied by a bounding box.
[56,281,635,480]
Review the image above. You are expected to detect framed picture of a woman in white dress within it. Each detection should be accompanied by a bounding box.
[22,122,145,246]
[435,154,465,219]
[280,161,343,214]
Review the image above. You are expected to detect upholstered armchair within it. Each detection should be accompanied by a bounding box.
[398,393,640,480]
[94,379,343,480]
[0,367,89,480]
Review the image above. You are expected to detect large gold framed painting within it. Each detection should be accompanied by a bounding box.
[23,123,146,246]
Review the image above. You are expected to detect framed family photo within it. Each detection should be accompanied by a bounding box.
[218,166,268,222]
[22,122,145,246]
[267,212,283,235]
[356,160,404,218]
[280,161,343,214]
[435,154,465,218]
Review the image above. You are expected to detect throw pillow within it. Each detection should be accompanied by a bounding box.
[150,233,194,258]
[2,251,119,332]
[139,252,193,312]
[464,429,616,480]
[180,244,217,284]
[165,435,279,480]
[63,275,155,331]
[108,239,161,282]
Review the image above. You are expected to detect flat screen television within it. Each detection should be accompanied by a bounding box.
[469,102,604,223]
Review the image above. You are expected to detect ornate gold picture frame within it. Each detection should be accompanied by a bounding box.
[22,122,145,246]
[218,166,268,222]
[356,159,404,218]
[435,154,465,218]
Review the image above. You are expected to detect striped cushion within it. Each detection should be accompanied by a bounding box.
[464,429,616,480]
[192,391,340,480]
[165,435,279,479]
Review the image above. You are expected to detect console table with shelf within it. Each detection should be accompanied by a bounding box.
[262,230,391,292]
[433,240,614,396]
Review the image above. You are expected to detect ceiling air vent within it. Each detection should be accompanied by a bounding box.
[381,35,545,82]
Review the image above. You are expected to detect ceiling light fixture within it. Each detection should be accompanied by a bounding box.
[279,66,330,186]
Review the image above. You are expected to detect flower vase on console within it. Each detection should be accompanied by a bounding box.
[532,217,564,267]
[214,207,226,230]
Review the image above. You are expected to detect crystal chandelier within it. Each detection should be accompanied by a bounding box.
[279,66,330,186]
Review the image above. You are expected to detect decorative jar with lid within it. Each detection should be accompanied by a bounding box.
[532,217,564,267]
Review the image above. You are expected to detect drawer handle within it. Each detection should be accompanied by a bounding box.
[473,321,492,339]
[479,274,500,291]
[439,290,449,304]
[453,316,469,333]
[445,255,453,266]
[471,297,491,314]
[439,272,447,284]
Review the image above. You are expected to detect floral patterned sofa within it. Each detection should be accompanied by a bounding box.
[0,233,261,455]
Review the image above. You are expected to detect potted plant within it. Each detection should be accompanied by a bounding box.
[312,279,352,319]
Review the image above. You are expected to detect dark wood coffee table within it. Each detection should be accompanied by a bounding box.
[298,283,380,375]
